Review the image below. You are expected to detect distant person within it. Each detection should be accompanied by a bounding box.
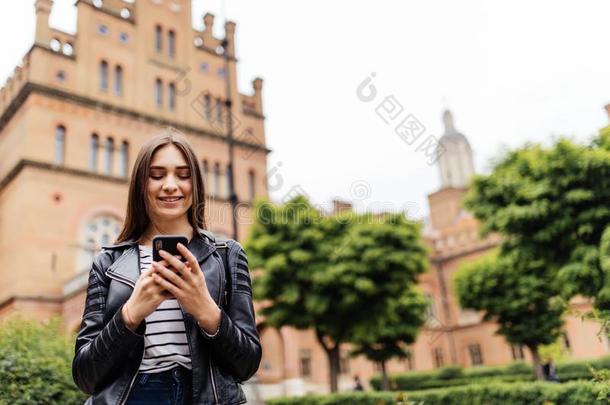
[353,374,364,391]
[543,361,560,383]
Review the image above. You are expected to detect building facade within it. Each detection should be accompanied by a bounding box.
[0,0,268,359]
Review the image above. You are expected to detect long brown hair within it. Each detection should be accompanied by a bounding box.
[115,127,207,243]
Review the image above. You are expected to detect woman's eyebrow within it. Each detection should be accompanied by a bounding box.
[150,165,190,170]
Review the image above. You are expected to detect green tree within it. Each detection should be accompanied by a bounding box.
[246,196,427,392]
[454,251,564,379]
[455,130,610,379]
[0,316,87,404]
[349,287,427,390]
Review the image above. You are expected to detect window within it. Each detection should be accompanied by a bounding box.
[54,125,66,165]
[120,141,129,178]
[114,65,123,96]
[204,94,212,121]
[299,349,312,378]
[105,137,114,175]
[562,332,571,351]
[248,170,255,201]
[339,350,350,375]
[155,25,162,52]
[50,38,61,52]
[56,70,66,82]
[200,62,209,73]
[424,292,436,320]
[97,24,108,35]
[119,32,129,44]
[432,347,444,368]
[78,214,122,273]
[120,8,130,19]
[99,60,108,91]
[405,350,415,371]
[169,82,176,110]
[168,30,176,58]
[202,160,209,190]
[212,163,220,197]
[468,344,484,366]
[225,165,232,199]
[215,98,224,127]
[217,67,226,77]
[511,344,525,360]
[90,133,99,172]
[155,78,163,107]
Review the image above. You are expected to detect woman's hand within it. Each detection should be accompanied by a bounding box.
[123,264,173,330]
[152,242,222,334]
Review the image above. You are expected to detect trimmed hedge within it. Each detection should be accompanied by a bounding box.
[0,316,87,405]
[267,381,609,405]
[370,357,610,391]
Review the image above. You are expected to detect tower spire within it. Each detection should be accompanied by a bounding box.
[437,109,475,189]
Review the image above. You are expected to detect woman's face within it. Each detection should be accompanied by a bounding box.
[146,144,193,221]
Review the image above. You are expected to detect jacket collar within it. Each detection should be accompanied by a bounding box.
[103,228,217,288]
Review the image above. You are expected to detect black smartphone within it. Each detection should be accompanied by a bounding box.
[152,235,189,264]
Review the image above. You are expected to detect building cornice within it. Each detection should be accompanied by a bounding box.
[0,82,271,154]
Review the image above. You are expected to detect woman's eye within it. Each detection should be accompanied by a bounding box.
[178,174,191,179]
[150,175,163,180]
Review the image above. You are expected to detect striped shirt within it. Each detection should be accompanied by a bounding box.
[138,245,192,373]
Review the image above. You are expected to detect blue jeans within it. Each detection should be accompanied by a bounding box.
[125,366,192,405]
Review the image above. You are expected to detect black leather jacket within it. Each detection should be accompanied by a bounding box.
[72,229,262,404]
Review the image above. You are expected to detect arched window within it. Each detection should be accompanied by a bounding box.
[54,125,66,165]
[226,165,232,199]
[248,170,255,201]
[215,98,224,127]
[212,163,220,197]
[89,133,99,172]
[204,94,212,121]
[168,30,176,58]
[99,60,108,91]
[105,137,114,175]
[155,78,163,107]
[120,141,129,178]
[114,65,123,96]
[202,159,209,190]
[155,25,163,52]
[77,214,122,273]
[169,82,176,110]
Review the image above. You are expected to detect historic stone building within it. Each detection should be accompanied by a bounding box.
[252,110,610,396]
[0,0,268,356]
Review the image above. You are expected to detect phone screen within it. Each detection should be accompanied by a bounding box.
[152,235,189,263]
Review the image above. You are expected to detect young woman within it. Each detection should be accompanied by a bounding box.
[72,129,261,404]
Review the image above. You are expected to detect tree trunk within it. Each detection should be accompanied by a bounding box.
[316,329,341,393]
[527,343,545,380]
[380,361,390,391]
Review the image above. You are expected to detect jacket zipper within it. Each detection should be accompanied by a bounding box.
[208,252,225,404]
[113,245,143,405]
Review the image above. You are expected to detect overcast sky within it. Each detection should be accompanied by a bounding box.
[3,1,610,219]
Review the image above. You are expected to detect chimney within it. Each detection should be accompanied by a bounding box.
[252,77,264,114]
[35,0,53,46]
[203,12,215,42]
[224,20,236,56]
[332,199,353,215]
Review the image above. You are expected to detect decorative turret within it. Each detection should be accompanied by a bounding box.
[203,13,215,43]
[437,110,475,189]
[224,20,236,56]
[35,0,53,47]
[252,77,264,114]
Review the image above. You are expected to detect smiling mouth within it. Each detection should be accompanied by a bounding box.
[158,197,184,202]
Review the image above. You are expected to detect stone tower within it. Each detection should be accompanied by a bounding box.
[437,109,475,189]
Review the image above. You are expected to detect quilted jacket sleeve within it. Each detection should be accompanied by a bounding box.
[72,250,146,395]
[198,240,262,382]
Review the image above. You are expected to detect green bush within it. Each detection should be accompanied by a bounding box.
[370,357,610,391]
[0,316,87,405]
[268,381,609,405]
